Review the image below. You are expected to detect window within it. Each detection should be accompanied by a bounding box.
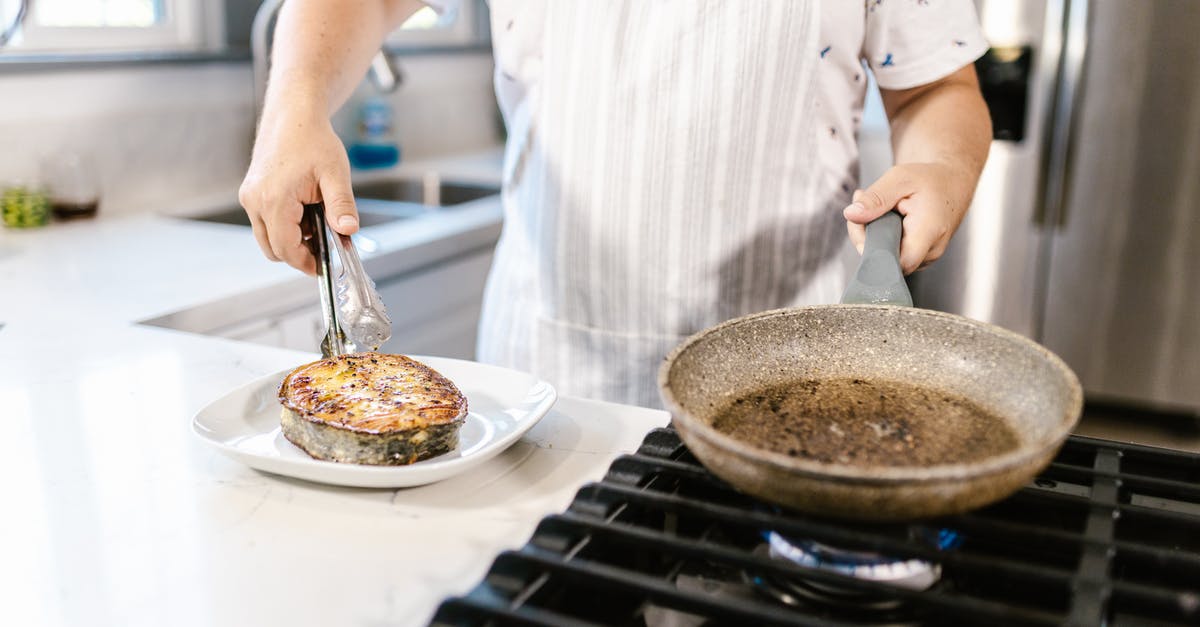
[35,0,162,27]
[0,0,487,60]
[0,0,217,53]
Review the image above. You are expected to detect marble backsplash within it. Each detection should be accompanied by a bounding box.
[0,53,500,216]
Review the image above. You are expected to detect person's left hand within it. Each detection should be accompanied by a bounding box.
[843,162,976,274]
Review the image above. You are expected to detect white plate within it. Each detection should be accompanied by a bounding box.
[192,356,557,488]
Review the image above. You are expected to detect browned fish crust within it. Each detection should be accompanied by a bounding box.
[278,353,467,465]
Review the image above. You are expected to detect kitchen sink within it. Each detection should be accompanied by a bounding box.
[353,178,499,206]
[183,176,499,229]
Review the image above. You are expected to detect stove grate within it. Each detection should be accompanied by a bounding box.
[431,422,1200,626]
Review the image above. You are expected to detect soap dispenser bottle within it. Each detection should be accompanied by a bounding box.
[347,95,400,169]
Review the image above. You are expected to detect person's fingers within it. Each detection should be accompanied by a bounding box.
[291,218,317,276]
[319,168,359,236]
[914,240,949,272]
[294,248,316,276]
[843,167,918,224]
[264,197,312,272]
[239,184,280,262]
[846,220,866,254]
[897,209,946,275]
[249,212,279,262]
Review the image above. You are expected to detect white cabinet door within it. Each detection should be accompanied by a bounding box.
[377,250,493,359]
[276,306,325,352]
[212,316,284,346]
[395,307,484,360]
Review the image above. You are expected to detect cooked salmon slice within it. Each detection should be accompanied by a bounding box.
[278,352,468,465]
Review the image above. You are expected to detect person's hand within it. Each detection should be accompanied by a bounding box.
[239,109,358,275]
[843,162,975,274]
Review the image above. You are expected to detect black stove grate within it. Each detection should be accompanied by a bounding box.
[431,425,1200,626]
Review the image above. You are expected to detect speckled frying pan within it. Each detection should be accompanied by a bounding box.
[658,212,1082,521]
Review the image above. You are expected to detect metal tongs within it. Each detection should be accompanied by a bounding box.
[301,203,392,358]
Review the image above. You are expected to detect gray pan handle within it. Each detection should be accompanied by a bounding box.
[840,210,913,307]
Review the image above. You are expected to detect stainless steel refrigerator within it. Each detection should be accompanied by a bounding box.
[909,0,1200,413]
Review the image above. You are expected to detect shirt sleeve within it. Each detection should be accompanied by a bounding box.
[862,0,989,90]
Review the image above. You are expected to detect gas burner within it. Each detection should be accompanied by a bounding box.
[745,525,961,613]
[766,527,959,590]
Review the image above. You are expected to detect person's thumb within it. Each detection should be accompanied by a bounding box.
[319,174,359,236]
[843,168,915,224]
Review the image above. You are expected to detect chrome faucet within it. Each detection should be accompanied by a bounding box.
[251,0,402,122]
[0,0,29,48]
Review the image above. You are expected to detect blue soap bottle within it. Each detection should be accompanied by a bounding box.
[348,96,400,169]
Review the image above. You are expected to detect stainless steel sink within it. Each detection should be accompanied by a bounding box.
[353,178,499,206]
[183,176,499,229]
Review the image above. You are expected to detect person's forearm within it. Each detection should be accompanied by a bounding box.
[262,0,423,125]
[844,67,991,273]
[884,67,991,190]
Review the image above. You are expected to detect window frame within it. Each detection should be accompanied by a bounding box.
[7,0,216,54]
[0,0,491,71]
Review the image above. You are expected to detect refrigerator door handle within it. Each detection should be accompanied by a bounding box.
[1035,0,1090,229]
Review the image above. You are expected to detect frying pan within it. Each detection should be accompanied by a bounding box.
[658,212,1082,521]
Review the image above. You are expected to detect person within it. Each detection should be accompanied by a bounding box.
[240,0,991,408]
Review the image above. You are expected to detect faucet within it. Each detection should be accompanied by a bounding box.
[0,0,29,48]
[251,0,402,122]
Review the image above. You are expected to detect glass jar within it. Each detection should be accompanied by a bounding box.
[44,152,100,220]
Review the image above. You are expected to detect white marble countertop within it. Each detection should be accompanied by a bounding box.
[0,151,669,627]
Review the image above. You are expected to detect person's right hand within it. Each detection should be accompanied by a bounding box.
[239,109,359,275]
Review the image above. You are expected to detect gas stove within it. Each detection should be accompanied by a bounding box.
[431,406,1200,626]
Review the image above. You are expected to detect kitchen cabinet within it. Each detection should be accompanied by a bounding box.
[215,315,289,347]
[210,308,321,352]
[375,249,494,359]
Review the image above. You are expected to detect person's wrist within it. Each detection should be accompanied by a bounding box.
[894,160,977,207]
[261,99,328,130]
[933,154,984,189]
[258,74,331,130]
[253,104,333,161]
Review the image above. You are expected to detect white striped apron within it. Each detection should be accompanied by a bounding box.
[478,0,846,408]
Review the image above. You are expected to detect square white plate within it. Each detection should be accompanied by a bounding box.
[192,356,557,488]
